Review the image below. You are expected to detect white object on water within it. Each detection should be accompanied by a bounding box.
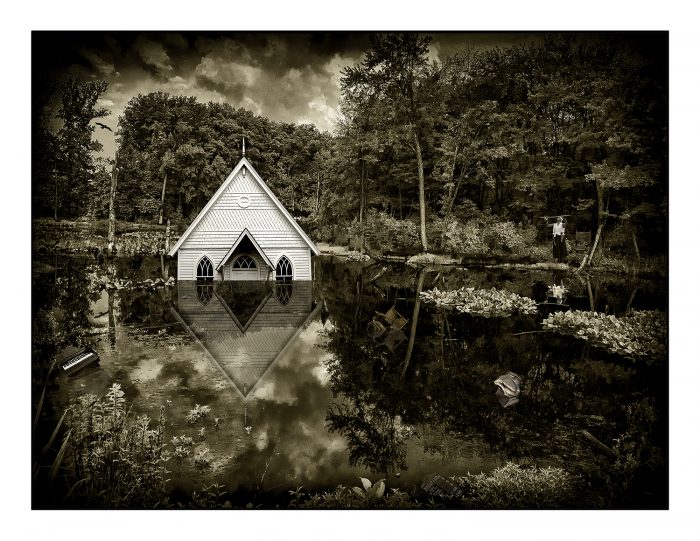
[494,371,522,407]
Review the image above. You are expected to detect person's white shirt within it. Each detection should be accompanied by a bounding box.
[553,222,565,236]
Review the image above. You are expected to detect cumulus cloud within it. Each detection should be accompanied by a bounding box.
[45,32,535,156]
[133,35,174,77]
[79,49,116,78]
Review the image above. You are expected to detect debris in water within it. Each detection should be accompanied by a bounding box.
[494,371,522,408]
[420,473,463,499]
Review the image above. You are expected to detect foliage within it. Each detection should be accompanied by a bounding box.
[62,383,169,508]
[434,217,488,255]
[293,484,417,509]
[482,220,529,252]
[611,398,664,493]
[33,76,111,219]
[348,210,420,254]
[185,483,232,509]
[352,477,386,501]
[326,401,409,474]
[541,310,667,362]
[456,463,575,509]
[33,35,667,265]
[171,435,195,462]
[186,403,211,424]
[193,448,212,471]
[429,216,537,258]
[420,287,538,317]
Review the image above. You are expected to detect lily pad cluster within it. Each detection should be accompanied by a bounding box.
[541,310,667,362]
[420,287,538,317]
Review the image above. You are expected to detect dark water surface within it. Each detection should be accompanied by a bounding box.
[32,255,668,508]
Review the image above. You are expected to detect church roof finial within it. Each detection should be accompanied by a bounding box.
[242,136,246,158]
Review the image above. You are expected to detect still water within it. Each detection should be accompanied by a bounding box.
[32,255,668,508]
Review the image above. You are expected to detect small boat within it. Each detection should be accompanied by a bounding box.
[57,346,100,376]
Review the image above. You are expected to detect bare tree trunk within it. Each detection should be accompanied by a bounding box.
[586,277,595,312]
[107,261,117,349]
[443,144,459,213]
[316,172,321,213]
[159,171,168,225]
[54,167,58,222]
[578,179,606,271]
[625,287,638,315]
[412,128,428,252]
[630,226,641,266]
[353,274,363,334]
[401,268,427,379]
[107,157,118,255]
[359,159,365,224]
[445,165,473,218]
[165,219,171,254]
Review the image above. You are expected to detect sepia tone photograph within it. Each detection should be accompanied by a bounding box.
[30,29,670,513]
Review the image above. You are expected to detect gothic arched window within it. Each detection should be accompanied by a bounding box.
[196,256,214,281]
[275,256,293,281]
[233,255,257,269]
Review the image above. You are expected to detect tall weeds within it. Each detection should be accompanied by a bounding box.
[59,383,170,508]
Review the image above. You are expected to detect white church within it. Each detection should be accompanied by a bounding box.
[168,146,319,281]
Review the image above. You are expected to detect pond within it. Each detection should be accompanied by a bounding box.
[32,254,668,509]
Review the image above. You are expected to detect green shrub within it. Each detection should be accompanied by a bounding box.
[457,463,575,509]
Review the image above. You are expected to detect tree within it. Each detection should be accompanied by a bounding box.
[341,33,433,252]
[55,77,110,219]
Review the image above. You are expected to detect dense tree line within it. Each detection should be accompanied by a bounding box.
[32,33,667,263]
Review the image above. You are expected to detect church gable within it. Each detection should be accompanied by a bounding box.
[169,158,318,256]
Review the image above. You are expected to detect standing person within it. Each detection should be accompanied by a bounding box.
[552,216,567,262]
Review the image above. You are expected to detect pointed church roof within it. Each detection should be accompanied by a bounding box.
[216,228,273,271]
[168,157,319,257]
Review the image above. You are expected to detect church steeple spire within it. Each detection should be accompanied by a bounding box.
[242,136,246,158]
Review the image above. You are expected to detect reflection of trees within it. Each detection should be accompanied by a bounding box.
[318,258,666,492]
[32,256,99,377]
[326,397,408,475]
[400,268,427,379]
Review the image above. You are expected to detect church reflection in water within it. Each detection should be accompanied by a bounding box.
[171,281,319,399]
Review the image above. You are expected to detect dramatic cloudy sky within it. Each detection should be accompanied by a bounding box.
[32,32,543,157]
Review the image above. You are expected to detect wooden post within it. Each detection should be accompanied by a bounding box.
[107,154,118,255]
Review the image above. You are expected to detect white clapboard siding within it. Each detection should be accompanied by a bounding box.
[180,169,308,251]
[175,162,315,281]
[178,249,229,281]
